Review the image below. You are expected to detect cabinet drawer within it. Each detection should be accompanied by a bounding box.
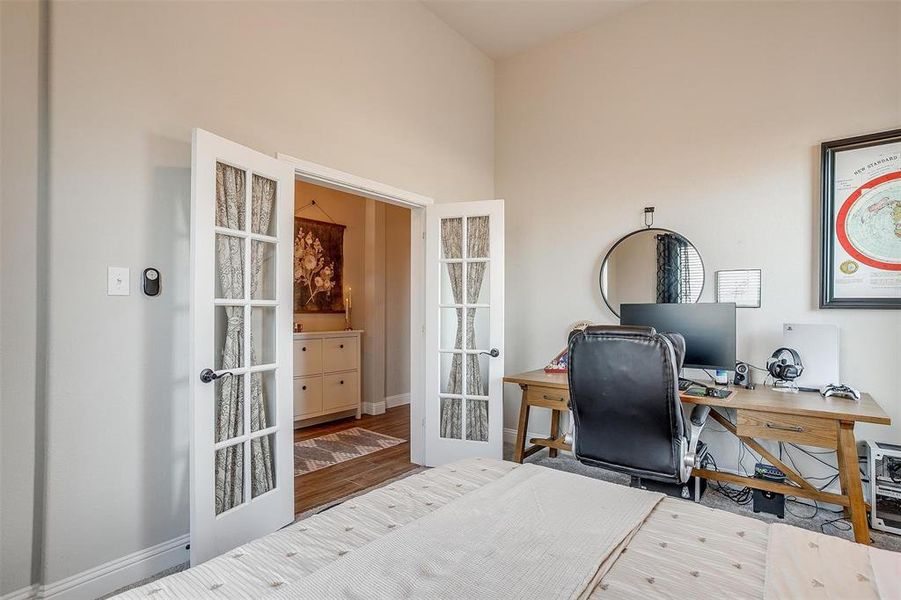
[736,410,838,448]
[525,386,569,409]
[294,339,322,376]
[322,372,359,411]
[294,376,323,417]
[322,336,358,373]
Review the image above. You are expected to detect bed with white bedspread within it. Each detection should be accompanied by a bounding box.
[115,458,899,599]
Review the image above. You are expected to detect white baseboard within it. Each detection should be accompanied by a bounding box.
[1,585,38,600]
[37,534,189,600]
[502,427,546,445]
[362,400,386,415]
[385,393,410,408]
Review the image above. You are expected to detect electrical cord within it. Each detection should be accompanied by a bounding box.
[820,516,852,534]
[784,497,819,519]
[702,453,753,505]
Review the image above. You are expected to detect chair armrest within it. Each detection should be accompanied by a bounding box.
[690,405,711,427]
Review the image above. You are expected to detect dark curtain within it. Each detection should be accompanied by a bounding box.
[656,233,687,303]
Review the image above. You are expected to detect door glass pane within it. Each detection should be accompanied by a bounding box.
[251,307,276,366]
[440,217,462,259]
[251,370,275,432]
[215,306,244,370]
[465,353,489,396]
[216,162,246,231]
[251,240,276,300]
[251,174,277,236]
[466,399,489,442]
[441,262,463,305]
[440,308,463,350]
[466,216,489,258]
[215,442,244,515]
[466,261,489,304]
[441,352,463,395]
[251,434,276,498]
[439,397,462,440]
[466,308,490,352]
[215,234,245,299]
[215,374,244,443]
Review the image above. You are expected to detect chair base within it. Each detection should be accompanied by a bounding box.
[630,473,708,502]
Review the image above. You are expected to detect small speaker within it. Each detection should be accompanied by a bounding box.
[734,362,753,389]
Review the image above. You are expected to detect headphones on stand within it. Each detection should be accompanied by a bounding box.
[766,347,804,382]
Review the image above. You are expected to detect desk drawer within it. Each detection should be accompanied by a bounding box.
[736,410,838,448]
[294,339,323,377]
[525,386,569,410]
[322,336,358,373]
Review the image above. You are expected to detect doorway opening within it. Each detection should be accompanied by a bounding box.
[290,179,416,514]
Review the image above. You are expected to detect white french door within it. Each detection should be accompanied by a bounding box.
[424,200,504,466]
[190,129,294,565]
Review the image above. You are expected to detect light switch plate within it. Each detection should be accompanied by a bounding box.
[108,267,130,296]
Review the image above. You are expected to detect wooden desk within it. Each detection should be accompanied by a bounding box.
[504,369,891,544]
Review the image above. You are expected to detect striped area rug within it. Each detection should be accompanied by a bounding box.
[294,427,405,476]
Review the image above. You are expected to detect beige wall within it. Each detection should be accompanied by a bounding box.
[497,0,901,477]
[385,205,411,398]
[43,0,491,588]
[1,0,43,594]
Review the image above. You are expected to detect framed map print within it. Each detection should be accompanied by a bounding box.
[821,128,901,309]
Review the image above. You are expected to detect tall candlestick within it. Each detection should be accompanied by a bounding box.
[344,287,352,330]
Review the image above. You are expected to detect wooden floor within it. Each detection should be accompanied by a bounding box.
[293,404,415,514]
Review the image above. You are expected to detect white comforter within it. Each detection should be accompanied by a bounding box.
[115,458,898,599]
[264,463,661,600]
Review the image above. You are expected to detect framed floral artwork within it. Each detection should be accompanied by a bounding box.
[294,218,345,313]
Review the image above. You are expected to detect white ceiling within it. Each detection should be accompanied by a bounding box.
[421,1,641,60]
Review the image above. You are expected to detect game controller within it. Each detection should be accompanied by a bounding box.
[820,384,861,401]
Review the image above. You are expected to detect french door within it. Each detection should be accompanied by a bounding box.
[424,200,504,466]
[190,129,295,564]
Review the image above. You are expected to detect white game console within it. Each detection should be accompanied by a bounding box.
[782,323,840,389]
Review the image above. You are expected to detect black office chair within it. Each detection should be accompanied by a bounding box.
[566,325,710,484]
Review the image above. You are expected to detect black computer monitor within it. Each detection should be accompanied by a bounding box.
[620,302,736,371]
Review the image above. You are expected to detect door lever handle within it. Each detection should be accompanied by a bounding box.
[479,348,500,358]
[200,368,233,384]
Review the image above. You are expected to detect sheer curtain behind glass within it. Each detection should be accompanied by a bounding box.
[215,163,245,514]
[439,216,490,442]
[440,218,463,439]
[214,165,277,514]
[465,217,489,442]
[249,174,276,498]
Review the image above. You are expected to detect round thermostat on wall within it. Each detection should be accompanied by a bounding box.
[143,267,161,296]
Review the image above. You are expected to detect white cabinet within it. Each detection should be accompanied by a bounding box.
[294,330,362,423]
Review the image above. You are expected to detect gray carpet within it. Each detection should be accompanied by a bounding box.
[511,445,901,552]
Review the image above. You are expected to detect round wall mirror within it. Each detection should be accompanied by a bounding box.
[599,228,705,317]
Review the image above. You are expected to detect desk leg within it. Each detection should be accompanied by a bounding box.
[548,409,560,459]
[514,386,531,464]
[837,446,851,519]
[837,421,869,544]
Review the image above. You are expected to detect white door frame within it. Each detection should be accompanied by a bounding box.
[276,153,432,464]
